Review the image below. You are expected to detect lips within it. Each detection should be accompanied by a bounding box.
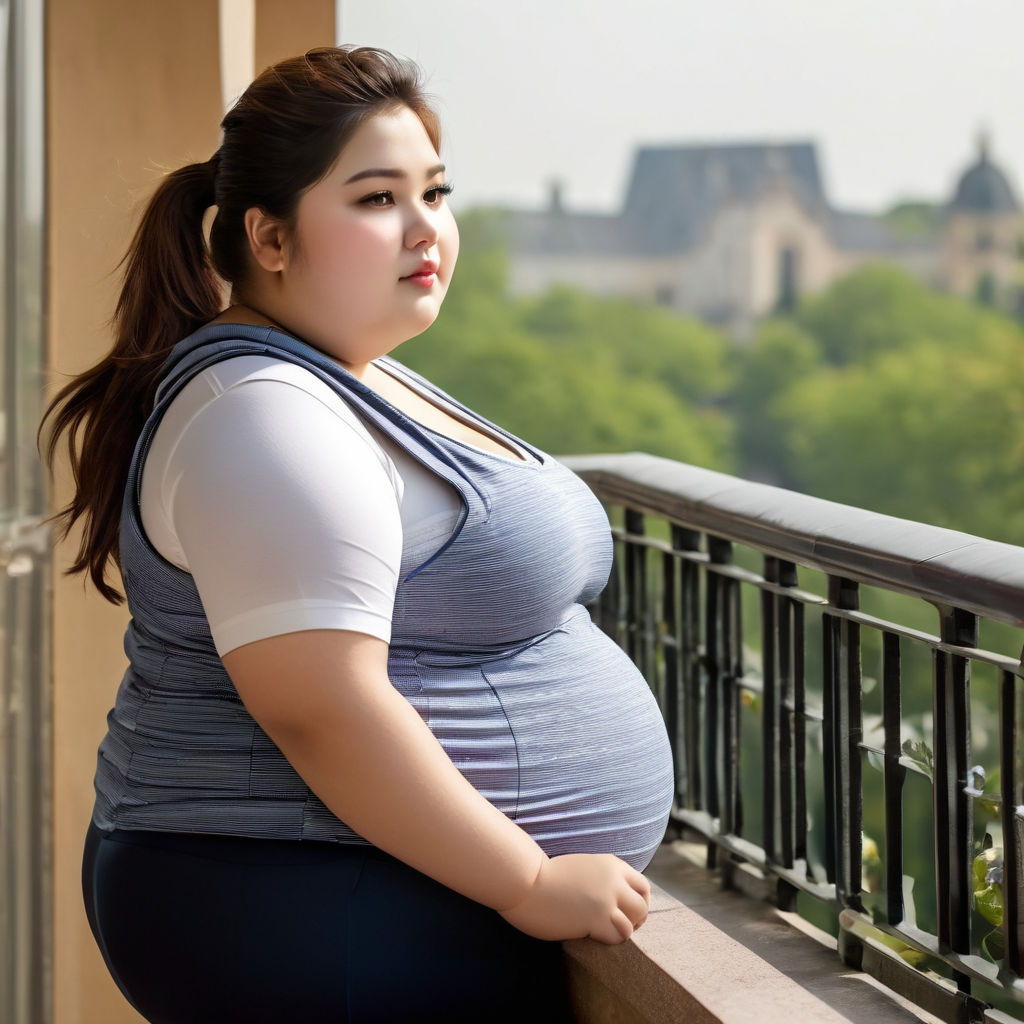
[402,261,439,288]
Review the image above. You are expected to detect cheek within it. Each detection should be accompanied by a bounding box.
[297,215,393,285]
[440,212,460,282]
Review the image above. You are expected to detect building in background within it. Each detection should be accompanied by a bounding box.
[503,136,1024,338]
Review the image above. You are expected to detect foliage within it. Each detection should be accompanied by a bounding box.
[773,309,1024,545]
[793,264,1006,366]
[900,739,934,780]
[721,263,1024,546]
[731,318,821,484]
[974,846,1004,929]
[880,200,944,240]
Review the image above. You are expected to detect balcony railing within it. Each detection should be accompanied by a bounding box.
[566,452,1024,1024]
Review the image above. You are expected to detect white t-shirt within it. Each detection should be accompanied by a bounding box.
[139,355,473,656]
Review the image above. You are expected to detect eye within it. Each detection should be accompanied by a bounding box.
[359,190,394,207]
[424,183,454,206]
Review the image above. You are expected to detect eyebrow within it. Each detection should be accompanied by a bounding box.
[344,163,446,185]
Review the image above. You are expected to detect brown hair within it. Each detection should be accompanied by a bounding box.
[41,46,439,602]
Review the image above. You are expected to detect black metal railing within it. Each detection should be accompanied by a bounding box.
[566,452,1024,1024]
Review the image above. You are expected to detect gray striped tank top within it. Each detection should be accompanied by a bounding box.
[93,324,674,869]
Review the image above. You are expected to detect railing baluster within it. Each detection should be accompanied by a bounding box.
[640,541,658,692]
[661,545,680,812]
[793,600,808,868]
[676,526,702,814]
[823,595,838,885]
[704,536,733,831]
[933,605,976,973]
[777,561,798,871]
[999,667,1023,975]
[762,557,779,862]
[825,576,862,907]
[623,510,646,674]
[882,631,905,926]
[724,558,744,838]
[597,514,621,641]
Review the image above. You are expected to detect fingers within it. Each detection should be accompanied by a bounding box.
[618,860,651,930]
[629,867,651,903]
[588,908,633,944]
[610,907,635,942]
[620,882,649,932]
[597,902,646,944]
[589,874,651,945]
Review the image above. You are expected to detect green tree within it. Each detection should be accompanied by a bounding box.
[795,265,1003,366]
[777,331,1024,544]
[733,318,821,484]
[879,200,944,240]
[520,286,733,403]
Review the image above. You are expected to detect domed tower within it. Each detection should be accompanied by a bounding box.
[941,133,1024,306]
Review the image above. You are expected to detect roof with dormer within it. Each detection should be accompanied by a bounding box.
[501,140,921,257]
[621,142,826,254]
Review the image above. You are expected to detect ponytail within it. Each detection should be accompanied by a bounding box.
[41,155,223,603]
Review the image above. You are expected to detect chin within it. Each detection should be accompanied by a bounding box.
[404,303,444,336]
[373,317,438,356]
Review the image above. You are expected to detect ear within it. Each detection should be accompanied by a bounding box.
[243,207,287,273]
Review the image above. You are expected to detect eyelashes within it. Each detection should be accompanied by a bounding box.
[426,182,454,202]
[359,182,454,207]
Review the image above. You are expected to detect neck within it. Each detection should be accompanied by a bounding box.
[213,302,373,381]
[213,302,279,330]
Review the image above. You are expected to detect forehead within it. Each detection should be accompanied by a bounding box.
[333,106,441,176]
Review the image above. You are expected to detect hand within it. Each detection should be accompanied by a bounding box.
[498,853,651,944]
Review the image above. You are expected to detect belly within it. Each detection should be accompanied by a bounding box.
[390,607,675,870]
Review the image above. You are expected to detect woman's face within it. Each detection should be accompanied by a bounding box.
[273,104,459,366]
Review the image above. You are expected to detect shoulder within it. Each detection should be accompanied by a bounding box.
[142,354,404,563]
[153,354,396,480]
[180,354,366,428]
[142,353,407,575]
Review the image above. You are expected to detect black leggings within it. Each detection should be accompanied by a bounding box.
[83,823,572,1023]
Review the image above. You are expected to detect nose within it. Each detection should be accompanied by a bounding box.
[404,201,440,250]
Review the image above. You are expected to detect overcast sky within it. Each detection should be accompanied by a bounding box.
[338,0,1024,217]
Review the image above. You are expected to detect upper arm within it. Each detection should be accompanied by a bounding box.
[222,627,391,736]
[156,372,404,656]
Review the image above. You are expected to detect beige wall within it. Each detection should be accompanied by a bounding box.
[254,0,336,71]
[46,2,333,1021]
[941,211,1024,297]
[508,253,679,304]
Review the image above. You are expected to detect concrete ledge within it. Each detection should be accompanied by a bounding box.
[564,841,948,1024]
[564,882,850,1024]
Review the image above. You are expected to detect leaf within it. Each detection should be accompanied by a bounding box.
[979,767,1002,817]
[973,848,1004,927]
[871,928,930,969]
[901,738,934,780]
[982,928,1006,964]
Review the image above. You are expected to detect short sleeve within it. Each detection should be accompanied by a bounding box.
[148,364,404,656]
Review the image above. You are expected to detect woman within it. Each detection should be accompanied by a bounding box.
[43,46,674,1023]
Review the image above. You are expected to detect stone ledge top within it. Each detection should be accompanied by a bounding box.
[563,842,945,1024]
